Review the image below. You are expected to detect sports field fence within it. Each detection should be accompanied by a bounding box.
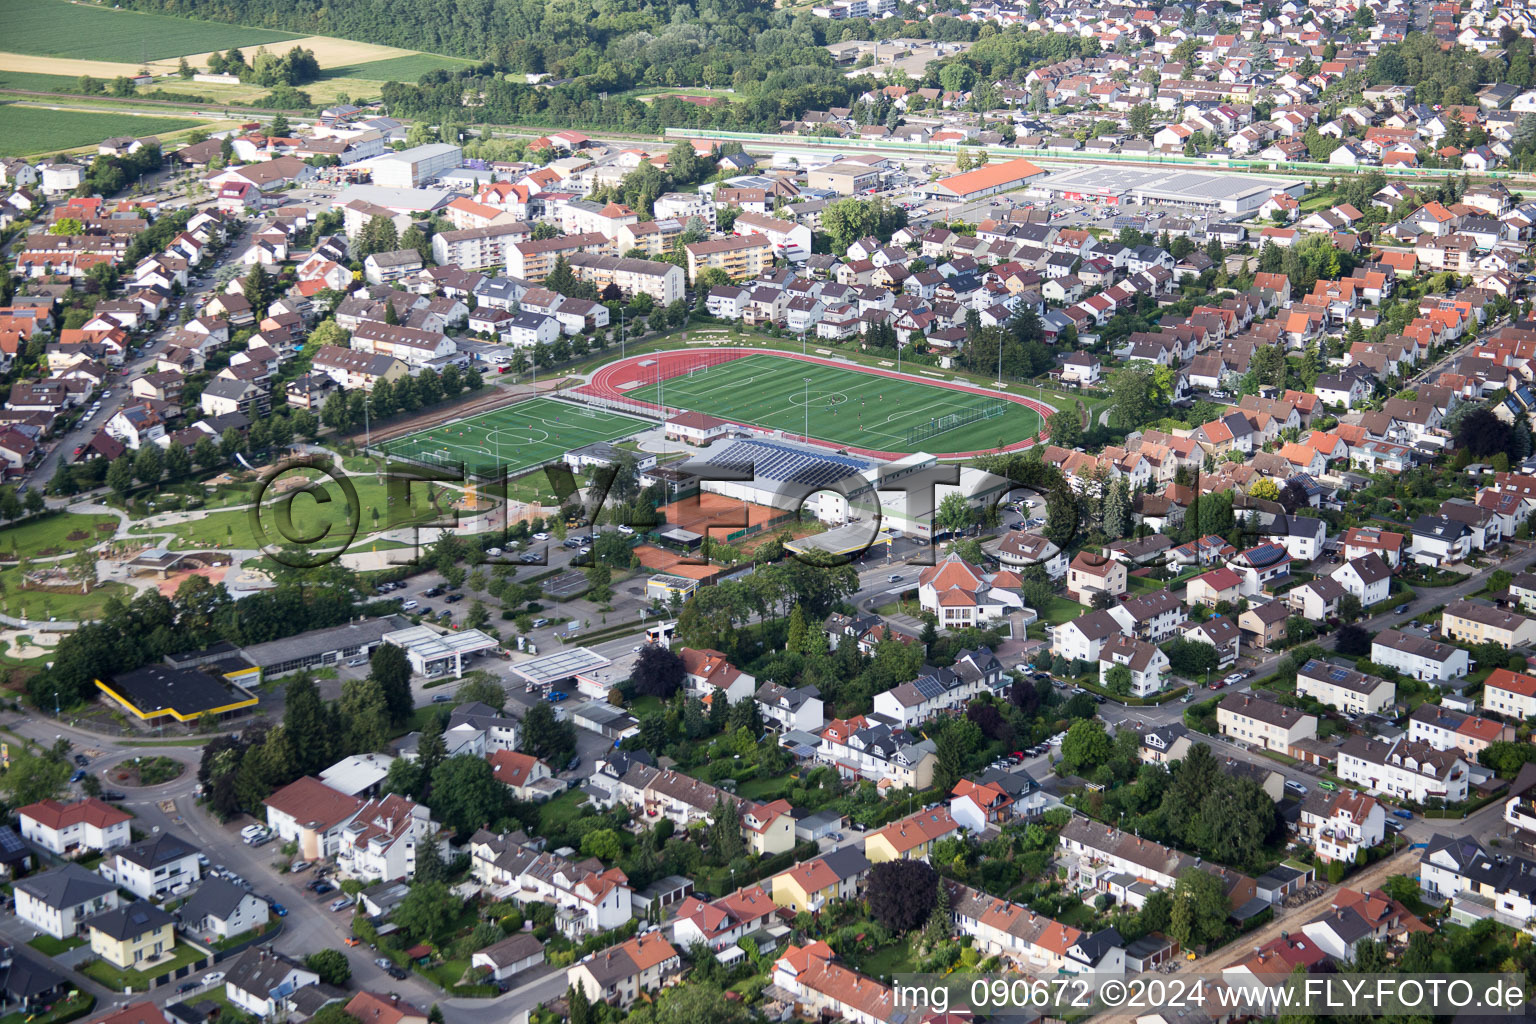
[904,401,1009,447]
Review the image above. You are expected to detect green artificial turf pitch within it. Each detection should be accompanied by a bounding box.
[622,353,1044,454]
[376,397,648,475]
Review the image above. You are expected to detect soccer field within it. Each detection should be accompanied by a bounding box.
[377,397,649,475]
[623,354,1045,455]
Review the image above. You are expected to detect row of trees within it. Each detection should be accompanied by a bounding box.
[319,358,485,435]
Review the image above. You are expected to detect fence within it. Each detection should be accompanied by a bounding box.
[567,388,673,421]
[904,401,1008,446]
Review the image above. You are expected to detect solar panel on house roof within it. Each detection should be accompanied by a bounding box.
[1329,668,1352,682]
[913,675,946,700]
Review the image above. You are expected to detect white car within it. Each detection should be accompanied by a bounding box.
[1223,673,1243,685]
[533,532,549,541]
[239,824,267,842]
[617,525,635,535]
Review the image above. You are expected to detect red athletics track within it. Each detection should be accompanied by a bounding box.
[575,347,1055,461]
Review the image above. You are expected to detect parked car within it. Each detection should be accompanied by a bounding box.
[1318,779,1338,791]
[73,754,89,767]
[203,972,225,986]
[1393,604,1410,615]
[311,883,335,897]
[345,657,367,667]
[401,600,419,611]
[1284,780,1308,795]
[385,966,409,980]
[617,525,635,535]
[423,586,444,598]
[375,958,393,970]
[532,532,549,541]
[68,770,85,783]
[444,593,464,603]
[1392,808,1414,820]
[330,896,355,912]
[248,833,273,848]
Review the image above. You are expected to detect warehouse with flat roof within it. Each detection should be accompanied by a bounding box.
[1032,166,1305,216]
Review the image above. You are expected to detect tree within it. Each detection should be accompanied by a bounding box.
[337,678,390,753]
[455,674,507,711]
[1127,103,1155,138]
[163,442,192,482]
[1102,478,1131,540]
[134,443,164,486]
[1168,868,1229,948]
[1047,408,1083,450]
[401,224,431,264]
[867,859,938,933]
[1105,364,1161,430]
[521,699,576,766]
[106,457,134,500]
[394,880,456,941]
[305,950,351,986]
[581,828,624,862]
[936,491,974,538]
[0,746,70,806]
[427,754,514,834]
[370,643,413,727]
[1059,718,1111,775]
[243,262,270,311]
[284,673,332,775]
[1248,478,1280,502]
[1334,623,1372,656]
[631,643,685,698]
[1105,663,1133,698]
[1043,478,1079,548]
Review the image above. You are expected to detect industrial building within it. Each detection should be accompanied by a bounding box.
[363,143,464,188]
[923,157,1046,202]
[1031,166,1305,216]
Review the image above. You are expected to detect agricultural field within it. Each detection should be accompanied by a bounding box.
[322,53,475,83]
[0,104,200,157]
[0,0,297,62]
[0,70,87,94]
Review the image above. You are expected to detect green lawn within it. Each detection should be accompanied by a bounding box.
[736,774,793,800]
[126,464,453,551]
[80,942,206,991]
[0,104,201,158]
[537,788,591,834]
[0,567,133,622]
[1041,596,1088,625]
[0,0,298,61]
[845,938,917,981]
[376,397,648,477]
[26,933,85,955]
[621,352,1044,456]
[0,511,119,562]
[322,54,474,82]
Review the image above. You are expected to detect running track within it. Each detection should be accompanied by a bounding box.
[576,348,1055,460]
